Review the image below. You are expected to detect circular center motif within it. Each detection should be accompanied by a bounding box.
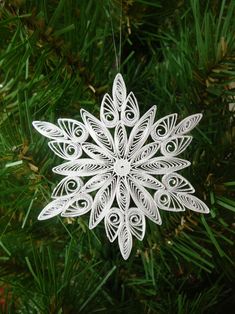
[114,159,131,176]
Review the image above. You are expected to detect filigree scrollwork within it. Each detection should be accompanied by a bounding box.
[33,73,209,259]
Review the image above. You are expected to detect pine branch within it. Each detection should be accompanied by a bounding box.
[0,0,235,313]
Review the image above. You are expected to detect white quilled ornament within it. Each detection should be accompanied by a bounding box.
[33,73,209,260]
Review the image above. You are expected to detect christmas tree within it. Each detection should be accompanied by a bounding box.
[0,0,234,312]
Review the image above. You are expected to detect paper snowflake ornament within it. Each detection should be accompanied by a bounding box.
[33,73,209,259]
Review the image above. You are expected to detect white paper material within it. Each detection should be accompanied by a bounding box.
[33,73,209,259]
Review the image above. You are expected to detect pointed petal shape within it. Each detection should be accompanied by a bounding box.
[178,194,210,213]
[82,142,114,161]
[116,177,130,212]
[151,113,177,142]
[89,176,118,229]
[32,121,66,140]
[52,159,110,176]
[126,106,156,158]
[118,223,132,260]
[114,122,128,158]
[131,171,164,190]
[127,208,146,240]
[81,173,112,193]
[100,93,119,128]
[173,114,202,135]
[48,141,82,160]
[131,142,159,166]
[58,119,88,143]
[138,157,190,174]
[61,193,93,217]
[121,92,140,127]
[127,175,162,225]
[81,109,115,155]
[105,208,124,242]
[112,73,127,110]
[38,199,67,220]
[162,173,195,194]
[154,190,185,212]
[52,177,83,198]
[161,136,192,157]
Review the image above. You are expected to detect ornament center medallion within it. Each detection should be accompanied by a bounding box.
[114,159,131,176]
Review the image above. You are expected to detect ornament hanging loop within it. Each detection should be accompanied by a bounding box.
[108,0,122,71]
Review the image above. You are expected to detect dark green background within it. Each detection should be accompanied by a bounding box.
[0,0,234,313]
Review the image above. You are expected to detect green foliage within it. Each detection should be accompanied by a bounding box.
[0,0,234,313]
